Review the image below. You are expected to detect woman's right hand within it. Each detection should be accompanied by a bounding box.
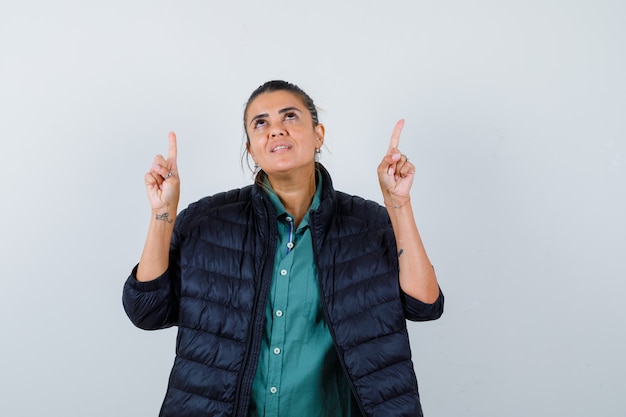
[137,132,180,282]
[145,132,180,212]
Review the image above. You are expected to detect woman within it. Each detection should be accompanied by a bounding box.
[123,80,444,417]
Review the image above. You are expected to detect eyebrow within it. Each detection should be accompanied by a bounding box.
[249,106,303,127]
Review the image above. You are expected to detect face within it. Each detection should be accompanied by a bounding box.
[245,90,324,177]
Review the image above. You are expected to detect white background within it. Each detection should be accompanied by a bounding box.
[1,1,624,416]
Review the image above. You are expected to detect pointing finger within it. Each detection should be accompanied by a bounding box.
[387,119,405,153]
[168,132,178,164]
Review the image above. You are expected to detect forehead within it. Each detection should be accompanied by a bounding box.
[246,90,307,119]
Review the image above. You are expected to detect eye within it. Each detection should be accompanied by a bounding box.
[284,111,298,121]
[253,119,267,129]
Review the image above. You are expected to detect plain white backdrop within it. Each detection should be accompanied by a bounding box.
[1,1,624,416]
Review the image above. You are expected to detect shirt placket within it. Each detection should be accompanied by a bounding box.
[264,215,296,414]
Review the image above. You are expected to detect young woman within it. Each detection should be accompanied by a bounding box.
[123,80,444,417]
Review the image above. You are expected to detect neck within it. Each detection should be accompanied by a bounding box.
[267,168,317,227]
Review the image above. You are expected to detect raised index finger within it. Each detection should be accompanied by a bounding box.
[388,119,405,153]
[167,131,178,162]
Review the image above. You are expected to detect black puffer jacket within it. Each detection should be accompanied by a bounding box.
[123,164,444,417]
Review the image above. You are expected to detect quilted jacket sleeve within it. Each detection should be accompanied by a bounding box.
[122,209,185,330]
[401,287,444,322]
[122,265,180,330]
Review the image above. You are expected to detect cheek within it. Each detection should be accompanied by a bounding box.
[247,139,264,157]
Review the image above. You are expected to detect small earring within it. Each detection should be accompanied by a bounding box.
[315,148,321,154]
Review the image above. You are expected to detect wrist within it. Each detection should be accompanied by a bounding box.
[384,196,410,209]
[151,202,177,214]
[151,206,177,224]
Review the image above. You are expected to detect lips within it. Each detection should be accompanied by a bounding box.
[271,144,291,152]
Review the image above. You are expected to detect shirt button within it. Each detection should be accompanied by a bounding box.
[273,347,281,354]
[275,310,283,317]
[286,242,294,249]
[280,269,287,276]
[285,216,293,222]
[270,387,277,394]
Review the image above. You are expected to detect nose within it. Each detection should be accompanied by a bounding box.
[270,126,285,137]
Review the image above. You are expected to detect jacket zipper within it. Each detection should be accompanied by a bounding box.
[310,213,369,417]
[232,197,277,417]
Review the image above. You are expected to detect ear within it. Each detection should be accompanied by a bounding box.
[315,124,325,147]
[246,142,257,163]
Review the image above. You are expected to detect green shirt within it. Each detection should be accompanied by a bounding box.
[249,175,352,417]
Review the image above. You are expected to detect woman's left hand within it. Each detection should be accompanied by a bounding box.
[377,119,415,207]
